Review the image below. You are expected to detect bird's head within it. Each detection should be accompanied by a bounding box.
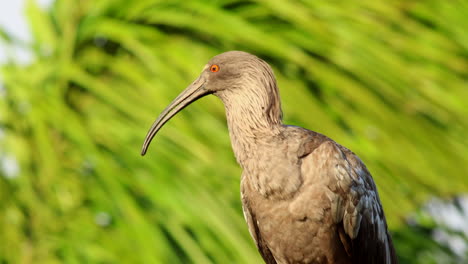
[141,51,281,155]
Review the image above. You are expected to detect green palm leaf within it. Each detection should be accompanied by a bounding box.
[1,0,467,263]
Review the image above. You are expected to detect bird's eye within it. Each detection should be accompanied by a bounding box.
[210,64,220,72]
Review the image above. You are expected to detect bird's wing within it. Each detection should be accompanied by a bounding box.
[299,139,398,264]
[241,175,277,264]
[336,145,397,264]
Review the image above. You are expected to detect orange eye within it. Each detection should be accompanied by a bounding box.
[210,64,220,72]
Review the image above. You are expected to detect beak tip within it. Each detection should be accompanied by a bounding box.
[140,147,147,156]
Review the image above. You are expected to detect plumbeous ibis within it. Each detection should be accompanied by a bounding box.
[141,51,398,264]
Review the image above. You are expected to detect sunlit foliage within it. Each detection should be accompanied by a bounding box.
[1,0,467,263]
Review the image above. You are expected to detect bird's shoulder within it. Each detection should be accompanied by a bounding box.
[279,125,331,157]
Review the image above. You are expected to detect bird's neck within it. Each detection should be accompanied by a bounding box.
[216,87,283,166]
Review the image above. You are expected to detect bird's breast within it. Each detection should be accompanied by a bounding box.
[243,144,303,200]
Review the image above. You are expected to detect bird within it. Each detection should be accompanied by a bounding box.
[141,51,398,264]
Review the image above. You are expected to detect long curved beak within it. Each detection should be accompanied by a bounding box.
[141,75,209,155]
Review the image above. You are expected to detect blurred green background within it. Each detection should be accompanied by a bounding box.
[1,0,468,263]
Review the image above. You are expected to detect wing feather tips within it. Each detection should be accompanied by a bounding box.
[349,216,398,264]
[328,144,398,264]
